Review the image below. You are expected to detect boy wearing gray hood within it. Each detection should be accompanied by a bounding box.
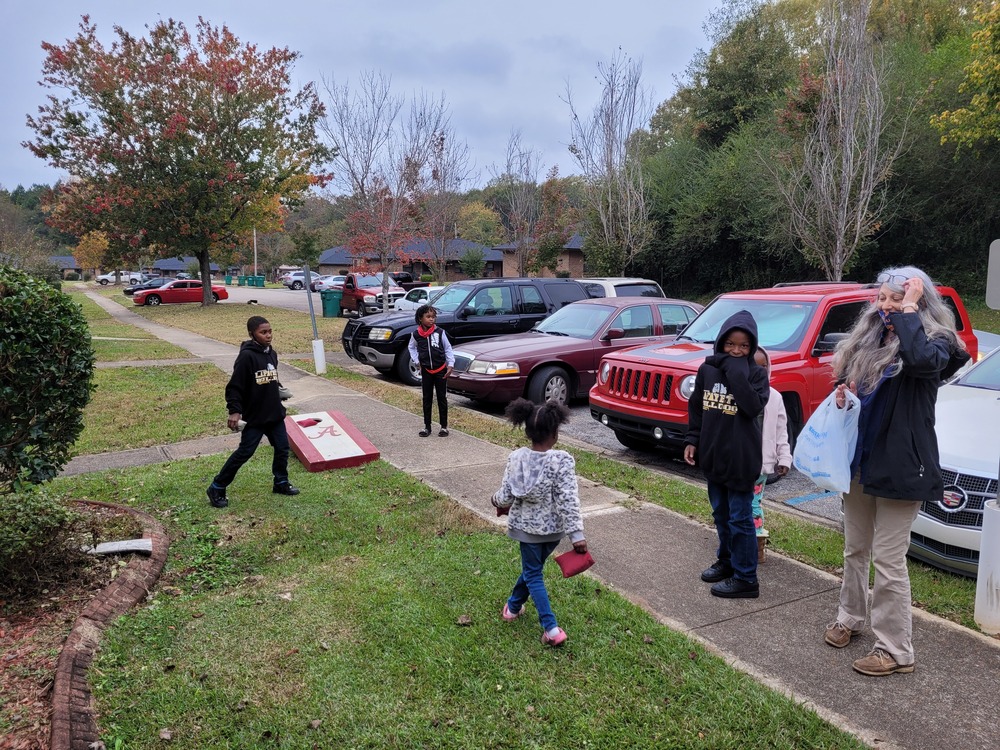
[492,398,586,647]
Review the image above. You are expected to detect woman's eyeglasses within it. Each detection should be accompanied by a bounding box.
[876,273,908,286]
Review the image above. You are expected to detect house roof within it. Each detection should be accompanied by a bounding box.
[50,255,80,269]
[319,239,501,264]
[152,256,220,272]
[493,232,584,252]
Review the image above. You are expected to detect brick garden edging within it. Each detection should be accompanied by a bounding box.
[50,501,169,750]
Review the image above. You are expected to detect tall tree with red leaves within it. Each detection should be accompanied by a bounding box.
[24,16,330,303]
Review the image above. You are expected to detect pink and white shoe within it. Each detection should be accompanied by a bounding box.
[541,628,567,647]
[501,603,522,622]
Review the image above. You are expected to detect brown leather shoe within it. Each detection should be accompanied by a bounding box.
[824,621,862,648]
[852,648,915,676]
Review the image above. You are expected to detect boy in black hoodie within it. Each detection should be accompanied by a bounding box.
[207,316,299,508]
[683,310,769,598]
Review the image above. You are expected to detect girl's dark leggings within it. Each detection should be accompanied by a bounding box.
[421,367,448,428]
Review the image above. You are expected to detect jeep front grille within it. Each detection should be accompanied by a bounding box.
[608,366,673,405]
[919,469,998,529]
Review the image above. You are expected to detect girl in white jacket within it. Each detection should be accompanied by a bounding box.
[492,398,587,647]
[752,348,792,555]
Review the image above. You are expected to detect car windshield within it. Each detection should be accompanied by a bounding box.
[535,303,614,338]
[355,274,385,288]
[678,298,818,351]
[956,349,1000,390]
[427,285,476,312]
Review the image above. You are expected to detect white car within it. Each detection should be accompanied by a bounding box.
[313,275,346,292]
[908,345,1000,577]
[394,285,448,311]
[579,277,665,298]
[97,270,142,285]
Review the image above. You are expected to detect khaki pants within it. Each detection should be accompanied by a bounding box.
[837,481,921,665]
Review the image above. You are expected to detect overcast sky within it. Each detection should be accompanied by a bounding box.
[1,0,723,192]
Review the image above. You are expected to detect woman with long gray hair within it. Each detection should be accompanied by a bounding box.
[823,266,968,676]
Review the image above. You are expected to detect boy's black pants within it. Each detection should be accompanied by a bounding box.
[421,367,448,428]
[213,419,290,488]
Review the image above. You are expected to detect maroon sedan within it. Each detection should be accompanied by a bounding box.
[133,279,229,306]
[447,296,702,406]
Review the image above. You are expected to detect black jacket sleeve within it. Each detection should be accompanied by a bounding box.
[718,354,769,418]
[685,367,705,447]
[224,351,252,415]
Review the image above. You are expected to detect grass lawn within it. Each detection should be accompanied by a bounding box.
[964,297,1000,335]
[67,290,193,361]
[75,364,229,455]
[46,460,867,750]
[96,286,347,354]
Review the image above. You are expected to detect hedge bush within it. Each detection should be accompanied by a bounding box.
[0,266,95,491]
[0,487,82,593]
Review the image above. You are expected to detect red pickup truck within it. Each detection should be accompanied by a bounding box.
[338,272,407,317]
[588,282,979,452]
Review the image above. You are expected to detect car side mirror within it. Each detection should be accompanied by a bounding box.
[812,332,849,356]
[459,306,475,319]
[602,328,626,341]
[345,281,355,289]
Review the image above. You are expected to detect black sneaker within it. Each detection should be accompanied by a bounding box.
[710,577,759,599]
[207,485,228,508]
[700,560,734,583]
[272,482,300,496]
[419,427,431,437]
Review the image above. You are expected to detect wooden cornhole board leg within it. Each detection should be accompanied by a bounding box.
[285,411,380,471]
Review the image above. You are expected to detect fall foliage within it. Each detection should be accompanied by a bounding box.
[25,16,330,303]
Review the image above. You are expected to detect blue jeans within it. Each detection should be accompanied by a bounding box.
[707,480,758,583]
[212,419,290,489]
[507,540,560,631]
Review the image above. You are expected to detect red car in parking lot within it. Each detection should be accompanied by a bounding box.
[132,279,229,306]
[447,297,703,406]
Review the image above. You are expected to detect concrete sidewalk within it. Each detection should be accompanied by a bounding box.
[70,291,1000,750]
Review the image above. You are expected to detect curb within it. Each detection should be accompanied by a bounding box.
[50,501,170,750]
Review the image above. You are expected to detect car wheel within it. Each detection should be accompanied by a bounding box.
[145,295,162,306]
[614,431,658,451]
[395,348,421,386]
[356,301,366,318]
[527,366,570,406]
[99,279,109,285]
[292,281,303,290]
[212,292,220,302]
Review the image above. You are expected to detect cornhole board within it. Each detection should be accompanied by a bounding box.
[285,411,380,471]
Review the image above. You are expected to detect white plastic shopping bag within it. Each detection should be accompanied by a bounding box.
[792,390,861,493]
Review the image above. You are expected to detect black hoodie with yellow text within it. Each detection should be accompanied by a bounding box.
[685,310,770,491]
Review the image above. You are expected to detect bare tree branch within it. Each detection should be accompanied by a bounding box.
[772,0,905,281]
[565,50,655,274]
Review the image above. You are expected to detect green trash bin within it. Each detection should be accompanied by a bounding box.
[255,275,265,287]
[237,276,246,286]
[224,275,232,285]
[320,289,343,318]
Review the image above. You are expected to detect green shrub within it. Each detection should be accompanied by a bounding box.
[0,487,82,593]
[65,271,80,280]
[420,273,434,282]
[0,266,95,491]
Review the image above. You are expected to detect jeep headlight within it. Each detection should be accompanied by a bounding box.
[367,327,392,341]
[468,360,520,376]
[599,361,611,384]
[678,374,697,400]
[362,294,377,304]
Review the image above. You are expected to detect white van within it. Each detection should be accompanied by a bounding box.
[579,277,665,298]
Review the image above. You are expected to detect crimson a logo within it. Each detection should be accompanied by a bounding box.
[938,485,969,513]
